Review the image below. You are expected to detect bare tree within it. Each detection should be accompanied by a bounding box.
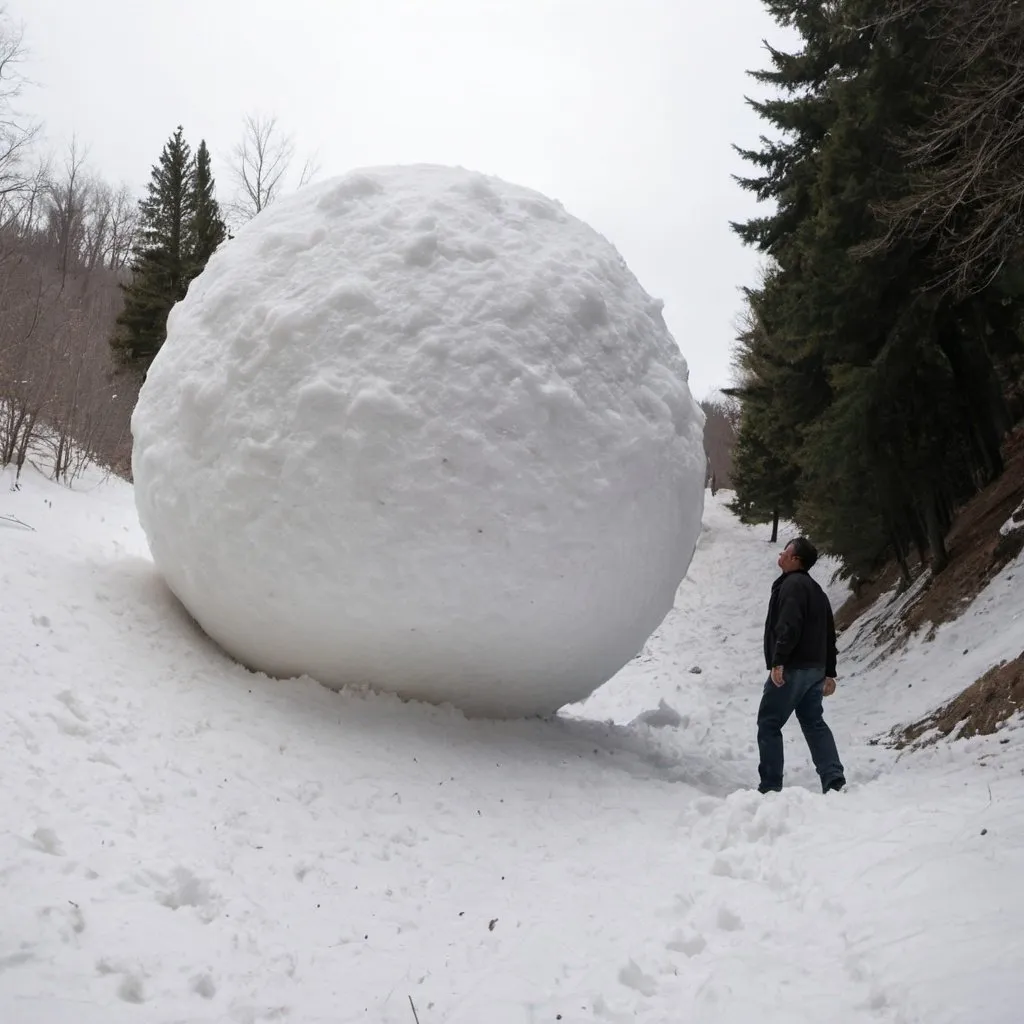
[43,271,141,484]
[76,179,136,272]
[0,157,47,239]
[0,225,141,484]
[229,114,293,222]
[104,183,138,270]
[44,137,91,288]
[701,397,739,491]
[857,0,1024,295]
[0,10,41,225]
[0,13,141,486]
[0,232,62,478]
[228,113,318,225]
[1,148,142,484]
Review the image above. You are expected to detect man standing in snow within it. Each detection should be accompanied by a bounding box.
[757,537,846,794]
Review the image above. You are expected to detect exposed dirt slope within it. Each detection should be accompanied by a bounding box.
[836,425,1024,639]
[895,651,1024,747]
[835,425,1024,742]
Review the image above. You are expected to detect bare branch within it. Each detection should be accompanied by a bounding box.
[297,150,321,190]
[0,9,41,224]
[106,183,138,269]
[228,113,295,224]
[857,0,1024,294]
[44,136,92,289]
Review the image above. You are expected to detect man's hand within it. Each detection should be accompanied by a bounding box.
[823,677,837,697]
[770,665,785,687]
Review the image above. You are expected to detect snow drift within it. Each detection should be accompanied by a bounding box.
[131,164,706,717]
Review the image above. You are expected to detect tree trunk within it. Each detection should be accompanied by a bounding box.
[924,495,950,573]
[770,509,779,544]
[909,512,929,567]
[938,319,1006,483]
[888,527,913,590]
[896,552,913,590]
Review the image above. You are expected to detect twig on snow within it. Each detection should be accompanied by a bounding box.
[0,513,34,531]
[408,995,421,1024]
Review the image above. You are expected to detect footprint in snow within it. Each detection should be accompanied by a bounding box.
[40,901,87,943]
[191,973,217,999]
[149,866,219,921]
[0,951,35,973]
[716,905,744,931]
[117,973,146,1004]
[55,689,88,722]
[631,700,683,729]
[667,928,707,957]
[618,959,658,996]
[30,827,64,856]
[97,959,146,1004]
[47,712,91,738]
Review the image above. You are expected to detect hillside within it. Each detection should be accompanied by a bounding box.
[1,467,1022,1023]
[832,424,1024,744]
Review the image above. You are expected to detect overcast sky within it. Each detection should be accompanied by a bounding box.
[12,0,784,400]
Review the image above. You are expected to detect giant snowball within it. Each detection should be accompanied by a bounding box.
[132,164,706,718]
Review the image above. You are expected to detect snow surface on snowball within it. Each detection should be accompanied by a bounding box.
[132,164,706,718]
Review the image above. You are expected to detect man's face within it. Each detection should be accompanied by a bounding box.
[777,543,801,572]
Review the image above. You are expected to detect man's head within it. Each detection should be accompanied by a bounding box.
[778,537,818,573]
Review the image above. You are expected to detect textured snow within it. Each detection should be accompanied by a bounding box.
[132,164,706,717]
[3,468,1024,1022]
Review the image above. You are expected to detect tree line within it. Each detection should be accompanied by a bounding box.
[728,0,1024,584]
[0,11,317,482]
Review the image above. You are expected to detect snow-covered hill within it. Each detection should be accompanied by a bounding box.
[2,466,1022,1023]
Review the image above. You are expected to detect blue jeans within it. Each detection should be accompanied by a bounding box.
[757,666,845,792]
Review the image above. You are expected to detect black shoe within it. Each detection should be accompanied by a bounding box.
[823,777,846,794]
[757,783,782,794]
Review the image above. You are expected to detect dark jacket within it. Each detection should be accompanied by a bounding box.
[763,570,837,677]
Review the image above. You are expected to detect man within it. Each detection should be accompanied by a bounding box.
[758,537,846,794]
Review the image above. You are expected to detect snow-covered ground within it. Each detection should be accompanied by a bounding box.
[2,465,1022,1023]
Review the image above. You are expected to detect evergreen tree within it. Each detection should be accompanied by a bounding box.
[730,0,1020,579]
[112,127,194,368]
[868,0,1024,299]
[725,281,804,541]
[112,128,226,371]
[189,140,226,273]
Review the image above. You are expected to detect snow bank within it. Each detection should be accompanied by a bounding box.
[131,164,705,717]
[1000,499,1024,537]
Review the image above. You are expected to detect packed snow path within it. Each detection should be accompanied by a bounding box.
[2,467,1022,1023]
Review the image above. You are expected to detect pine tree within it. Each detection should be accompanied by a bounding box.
[112,129,226,371]
[725,281,806,541]
[112,127,195,368]
[189,140,226,273]
[729,0,1020,579]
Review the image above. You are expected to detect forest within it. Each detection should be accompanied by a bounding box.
[728,0,1024,582]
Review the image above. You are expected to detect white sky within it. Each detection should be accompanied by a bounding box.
[12,0,784,399]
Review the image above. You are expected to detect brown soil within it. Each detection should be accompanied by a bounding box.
[834,561,904,632]
[905,427,1024,636]
[895,650,1024,747]
[834,424,1024,640]
[835,426,1024,748]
